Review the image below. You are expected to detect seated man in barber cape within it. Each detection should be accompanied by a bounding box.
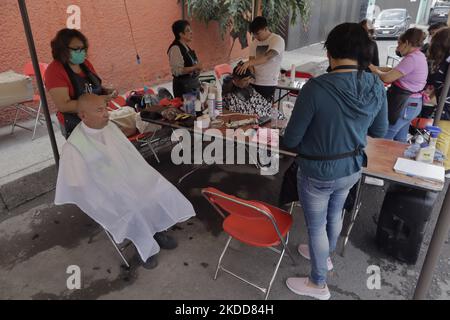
[55,94,196,269]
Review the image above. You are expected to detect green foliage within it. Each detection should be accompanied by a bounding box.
[293,0,312,31]
[184,0,312,50]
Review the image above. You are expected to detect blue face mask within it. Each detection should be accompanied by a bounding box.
[69,49,86,65]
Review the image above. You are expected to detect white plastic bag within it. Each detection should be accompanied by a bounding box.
[135,112,162,134]
[108,106,137,137]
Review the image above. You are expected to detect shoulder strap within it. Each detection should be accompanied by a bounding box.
[79,63,102,89]
[168,40,188,56]
[331,65,359,71]
[170,40,194,67]
[63,64,83,99]
[297,146,365,161]
[63,63,102,99]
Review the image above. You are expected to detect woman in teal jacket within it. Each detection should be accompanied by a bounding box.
[283,23,388,300]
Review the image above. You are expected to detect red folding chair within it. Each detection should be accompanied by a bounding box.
[409,117,434,144]
[411,118,433,130]
[108,96,126,110]
[285,71,313,79]
[11,61,49,140]
[202,187,296,300]
[214,64,233,85]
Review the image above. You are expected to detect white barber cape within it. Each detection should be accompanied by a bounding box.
[55,121,196,261]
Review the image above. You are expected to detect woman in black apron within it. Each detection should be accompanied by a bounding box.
[45,29,117,138]
[168,20,202,98]
[369,28,428,142]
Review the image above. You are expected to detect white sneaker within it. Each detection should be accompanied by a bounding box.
[298,244,334,271]
[286,277,331,300]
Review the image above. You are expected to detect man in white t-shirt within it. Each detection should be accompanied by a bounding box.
[236,16,285,102]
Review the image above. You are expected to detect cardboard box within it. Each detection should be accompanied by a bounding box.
[0,70,34,109]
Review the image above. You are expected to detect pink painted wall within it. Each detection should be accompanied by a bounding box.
[0,0,248,126]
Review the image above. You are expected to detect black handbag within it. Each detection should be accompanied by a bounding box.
[126,91,145,111]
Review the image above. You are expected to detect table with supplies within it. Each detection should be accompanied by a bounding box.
[141,106,445,258]
[274,77,309,107]
[340,138,444,257]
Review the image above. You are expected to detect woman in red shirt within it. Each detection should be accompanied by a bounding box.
[45,28,117,138]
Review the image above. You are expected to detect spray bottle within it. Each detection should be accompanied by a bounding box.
[290,64,296,84]
[207,93,216,120]
[143,85,152,109]
[416,126,442,164]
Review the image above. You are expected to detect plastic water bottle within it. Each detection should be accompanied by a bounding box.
[215,82,223,116]
[271,108,279,129]
[207,93,216,120]
[143,86,152,109]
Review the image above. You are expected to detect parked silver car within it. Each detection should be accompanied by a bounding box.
[373,8,412,39]
[428,6,450,25]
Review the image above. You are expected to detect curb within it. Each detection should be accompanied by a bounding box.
[0,160,57,216]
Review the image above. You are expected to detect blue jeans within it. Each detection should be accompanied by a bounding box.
[385,96,423,142]
[298,170,362,286]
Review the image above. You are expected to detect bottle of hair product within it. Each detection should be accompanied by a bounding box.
[215,82,223,116]
[143,86,152,109]
[207,93,216,120]
[290,64,296,84]
[416,126,441,164]
[195,100,203,118]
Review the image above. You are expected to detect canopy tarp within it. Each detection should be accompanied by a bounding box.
[17,0,450,299]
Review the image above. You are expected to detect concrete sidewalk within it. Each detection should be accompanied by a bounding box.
[1,148,449,300]
[0,115,65,217]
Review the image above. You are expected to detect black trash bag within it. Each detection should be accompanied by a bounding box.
[278,160,299,207]
[157,87,174,101]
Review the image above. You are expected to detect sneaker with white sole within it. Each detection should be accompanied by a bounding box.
[286,277,331,300]
[298,244,334,271]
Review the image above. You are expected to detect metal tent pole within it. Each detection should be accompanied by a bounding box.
[18,0,59,169]
[252,0,255,20]
[181,0,185,20]
[415,63,450,299]
[433,64,450,126]
[414,185,450,299]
